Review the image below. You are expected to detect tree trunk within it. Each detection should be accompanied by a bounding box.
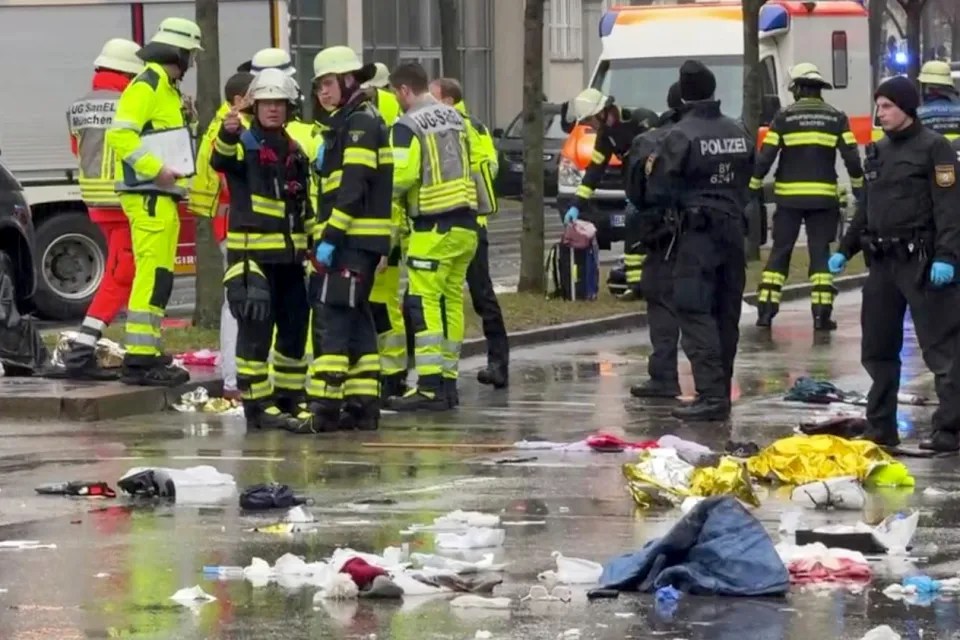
[518,0,546,294]
[193,0,224,330]
[952,15,960,56]
[868,0,885,90]
[437,0,462,79]
[742,0,763,261]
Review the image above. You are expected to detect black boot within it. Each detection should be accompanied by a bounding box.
[388,387,448,412]
[380,373,408,401]
[755,302,776,328]
[120,359,189,387]
[274,391,305,416]
[855,423,900,448]
[309,403,341,433]
[671,397,730,421]
[282,403,317,434]
[919,430,960,452]
[630,380,681,399]
[477,364,508,389]
[344,400,380,431]
[813,305,837,331]
[445,378,460,408]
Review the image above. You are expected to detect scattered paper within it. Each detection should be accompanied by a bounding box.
[435,527,505,549]
[0,540,56,550]
[170,585,216,606]
[449,595,511,609]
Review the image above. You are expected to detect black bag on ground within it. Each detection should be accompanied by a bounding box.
[546,241,600,301]
[239,483,309,510]
[0,268,47,375]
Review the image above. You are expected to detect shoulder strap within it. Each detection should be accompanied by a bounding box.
[240,129,261,150]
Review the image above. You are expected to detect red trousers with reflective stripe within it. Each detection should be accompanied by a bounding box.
[86,212,134,325]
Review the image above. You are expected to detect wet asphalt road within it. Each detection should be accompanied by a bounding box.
[2,293,958,639]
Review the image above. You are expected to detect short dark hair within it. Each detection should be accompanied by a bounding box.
[224,72,254,103]
[431,77,463,103]
[389,62,429,93]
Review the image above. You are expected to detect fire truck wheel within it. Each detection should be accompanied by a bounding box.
[32,210,107,321]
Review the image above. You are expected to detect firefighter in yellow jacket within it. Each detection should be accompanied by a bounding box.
[307,46,394,432]
[106,17,203,387]
[211,69,315,432]
[363,62,402,126]
[387,62,478,412]
[431,77,508,395]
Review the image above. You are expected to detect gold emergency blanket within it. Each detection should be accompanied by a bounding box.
[51,331,124,369]
[623,450,760,509]
[747,435,913,486]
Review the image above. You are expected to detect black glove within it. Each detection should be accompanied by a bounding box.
[224,260,271,323]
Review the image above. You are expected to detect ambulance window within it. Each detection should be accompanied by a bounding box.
[832,31,849,89]
[760,56,777,97]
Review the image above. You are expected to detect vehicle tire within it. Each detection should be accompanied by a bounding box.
[31,210,106,321]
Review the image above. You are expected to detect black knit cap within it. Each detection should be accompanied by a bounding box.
[666,82,683,110]
[679,60,716,102]
[874,76,919,118]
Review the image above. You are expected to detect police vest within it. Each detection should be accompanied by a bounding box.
[67,89,121,207]
[396,101,477,218]
[918,97,960,141]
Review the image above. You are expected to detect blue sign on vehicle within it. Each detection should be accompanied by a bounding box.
[611,213,626,228]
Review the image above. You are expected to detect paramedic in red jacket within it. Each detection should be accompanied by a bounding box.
[61,38,146,379]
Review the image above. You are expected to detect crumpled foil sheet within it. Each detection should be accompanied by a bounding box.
[623,449,761,509]
[174,387,242,415]
[51,331,124,369]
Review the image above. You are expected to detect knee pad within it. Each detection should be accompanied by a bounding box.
[404,294,427,333]
[149,268,174,308]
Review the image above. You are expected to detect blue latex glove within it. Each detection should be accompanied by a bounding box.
[930,261,955,287]
[563,206,579,225]
[314,241,335,267]
[827,252,847,275]
[654,585,681,619]
[313,143,325,171]
[903,575,941,595]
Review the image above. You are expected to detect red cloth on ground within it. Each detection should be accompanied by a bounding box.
[85,219,133,324]
[787,557,872,585]
[339,557,387,589]
[586,433,658,452]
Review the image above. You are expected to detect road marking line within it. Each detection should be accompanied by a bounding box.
[169,455,285,462]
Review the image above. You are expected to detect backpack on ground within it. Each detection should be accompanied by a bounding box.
[545,220,600,301]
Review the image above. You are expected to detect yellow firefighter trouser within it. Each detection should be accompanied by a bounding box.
[120,193,179,363]
[370,247,407,376]
[405,225,478,389]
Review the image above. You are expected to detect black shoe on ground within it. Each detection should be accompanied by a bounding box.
[255,406,299,431]
[919,430,960,452]
[308,404,341,433]
[388,388,449,412]
[755,311,774,328]
[380,373,408,401]
[671,397,730,421]
[120,363,189,387]
[629,380,681,399]
[855,428,900,449]
[813,316,838,331]
[280,404,317,434]
[477,366,508,389]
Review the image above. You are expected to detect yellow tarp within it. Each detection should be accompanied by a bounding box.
[747,435,914,487]
[623,453,760,509]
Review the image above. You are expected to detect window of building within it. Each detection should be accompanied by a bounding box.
[363,0,493,123]
[832,31,849,89]
[549,0,582,61]
[289,0,325,119]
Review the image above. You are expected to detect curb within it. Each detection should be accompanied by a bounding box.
[461,272,869,358]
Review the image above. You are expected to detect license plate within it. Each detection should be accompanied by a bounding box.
[611,213,626,228]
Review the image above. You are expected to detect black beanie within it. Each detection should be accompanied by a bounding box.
[666,82,683,110]
[679,60,716,102]
[874,76,919,118]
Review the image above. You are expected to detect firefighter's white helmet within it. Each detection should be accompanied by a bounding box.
[249,68,300,103]
[150,17,203,51]
[919,60,955,87]
[251,48,296,77]
[789,62,832,88]
[571,88,610,122]
[94,38,144,75]
[362,62,390,89]
[312,46,376,83]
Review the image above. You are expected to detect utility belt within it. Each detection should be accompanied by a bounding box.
[410,209,478,234]
[679,206,736,232]
[862,233,933,263]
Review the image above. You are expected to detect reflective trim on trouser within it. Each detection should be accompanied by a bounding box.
[370,261,407,375]
[810,272,836,306]
[237,357,272,401]
[442,338,462,380]
[405,225,479,386]
[306,353,349,401]
[74,316,107,348]
[121,193,179,360]
[344,353,380,401]
[756,270,786,305]
[273,351,308,392]
[624,252,645,285]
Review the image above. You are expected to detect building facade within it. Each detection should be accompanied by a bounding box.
[293,0,609,127]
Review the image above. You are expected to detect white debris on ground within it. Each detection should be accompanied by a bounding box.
[50,331,124,369]
[537,551,603,585]
[173,387,242,415]
[170,585,216,607]
[0,540,56,550]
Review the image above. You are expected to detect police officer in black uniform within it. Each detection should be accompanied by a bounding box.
[646,61,755,421]
[830,76,960,452]
[625,82,684,398]
[752,63,865,331]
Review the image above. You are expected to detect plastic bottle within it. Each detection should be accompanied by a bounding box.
[202,565,244,579]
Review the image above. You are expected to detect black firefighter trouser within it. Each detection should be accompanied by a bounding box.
[466,226,509,372]
[639,243,679,387]
[307,248,381,419]
[756,205,838,318]
[236,262,309,416]
[672,215,746,401]
[860,255,960,439]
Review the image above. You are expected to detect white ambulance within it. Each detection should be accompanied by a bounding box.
[557,0,872,249]
[0,0,316,320]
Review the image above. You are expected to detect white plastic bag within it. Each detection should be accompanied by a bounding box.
[790,476,866,510]
[539,551,602,584]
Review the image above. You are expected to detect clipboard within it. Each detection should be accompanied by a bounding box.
[134,126,197,183]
